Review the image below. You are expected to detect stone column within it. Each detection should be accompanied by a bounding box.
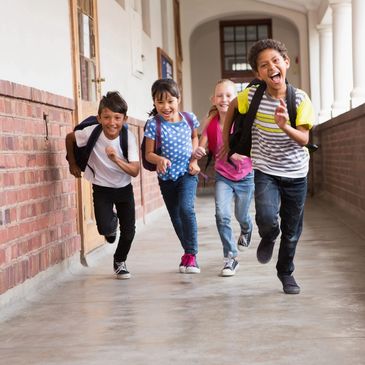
[330,0,353,117]
[350,0,365,108]
[317,24,333,123]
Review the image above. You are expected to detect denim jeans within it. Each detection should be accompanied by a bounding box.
[215,171,254,258]
[158,173,199,255]
[254,169,307,276]
[92,183,136,262]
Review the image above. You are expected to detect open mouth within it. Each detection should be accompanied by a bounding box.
[270,72,281,84]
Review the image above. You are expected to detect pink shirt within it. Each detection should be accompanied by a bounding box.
[203,115,252,181]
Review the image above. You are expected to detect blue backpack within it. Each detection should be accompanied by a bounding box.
[67,116,129,173]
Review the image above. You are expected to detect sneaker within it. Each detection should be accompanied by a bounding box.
[185,254,200,274]
[114,261,131,279]
[237,230,252,251]
[256,239,275,264]
[105,234,117,243]
[278,274,300,294]
[105,227,117,244]
[179,254,189,273]
[221,257,239,277]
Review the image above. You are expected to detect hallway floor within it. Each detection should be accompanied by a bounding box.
[1,194,365,365]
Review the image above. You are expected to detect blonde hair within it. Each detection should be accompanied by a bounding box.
[207,79,236,117]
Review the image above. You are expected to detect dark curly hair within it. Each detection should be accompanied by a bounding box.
[98,91,128,116]
[248,39,288,72]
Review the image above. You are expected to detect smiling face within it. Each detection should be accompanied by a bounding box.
[211,80,236,115]
[97,107,126,139]
[154,91,180,122]
[256,48,290,98]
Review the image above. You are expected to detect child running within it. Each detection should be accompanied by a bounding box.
[65,91,139,280]
[222,39,315,294]
[144,78,201,274]
[194,79,254,277]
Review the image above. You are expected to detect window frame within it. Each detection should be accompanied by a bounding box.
[219,19,272,83]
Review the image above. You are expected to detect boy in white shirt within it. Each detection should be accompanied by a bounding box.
[66,92,139,279]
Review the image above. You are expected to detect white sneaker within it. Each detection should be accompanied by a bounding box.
[221,257,239,277]
[237,231,252,251]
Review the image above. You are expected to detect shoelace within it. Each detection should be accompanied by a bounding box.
[115,261,127,274]
[224,258,235,270]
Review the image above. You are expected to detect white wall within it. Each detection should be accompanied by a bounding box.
[97,0,171,121]
[0,0,73,98]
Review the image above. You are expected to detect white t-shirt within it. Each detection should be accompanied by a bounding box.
[75,125,139,188]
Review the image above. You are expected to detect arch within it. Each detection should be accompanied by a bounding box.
[180,0,309,111]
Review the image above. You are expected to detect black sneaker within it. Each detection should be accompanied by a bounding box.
[256,239,275,264]
[237,230,252,251]
[114,261,131,279]
[221,257,239,277]
[278,274,300,294]
[105,227,117,243]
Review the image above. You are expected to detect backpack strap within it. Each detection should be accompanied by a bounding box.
[180,112,194,134]
[84,124,103,175]
[286,83,297,129]
[120,124,129,162]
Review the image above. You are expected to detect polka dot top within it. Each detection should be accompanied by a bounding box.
[144,112,199,181]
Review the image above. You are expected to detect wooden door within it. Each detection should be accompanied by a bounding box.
[70,0,105,259]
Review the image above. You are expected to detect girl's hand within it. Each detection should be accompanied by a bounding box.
[105,146,117,162]
[274,98,290,130]
[230,153,245,162]
[189,160,200,175]
[156,157,171,174]
[217,144,229,160]
[193,146,206,160]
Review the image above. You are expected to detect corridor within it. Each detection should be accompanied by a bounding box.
[0,194,365,365]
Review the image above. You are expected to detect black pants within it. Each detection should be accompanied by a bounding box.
[92,183,136,262]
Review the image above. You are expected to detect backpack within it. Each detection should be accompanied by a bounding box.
[229,80,318,157]
[67,115,129,173]
[141,112,195,171]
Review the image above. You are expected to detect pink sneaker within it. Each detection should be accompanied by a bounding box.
[179,254,189,273]
[185,254,201,274]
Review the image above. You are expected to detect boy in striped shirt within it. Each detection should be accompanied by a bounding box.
[222,39,315,294]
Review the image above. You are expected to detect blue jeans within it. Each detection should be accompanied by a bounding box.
[215,171,254,258]
[158,173,199,255]
[254,169,307,276]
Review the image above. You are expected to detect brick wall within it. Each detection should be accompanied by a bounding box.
[0,81,164,296]
[0,80,79,294]
[311,103,365,219]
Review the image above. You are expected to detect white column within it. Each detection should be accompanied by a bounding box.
[317,24,333,123]
[330,0,353,117]
[350,0,365,108]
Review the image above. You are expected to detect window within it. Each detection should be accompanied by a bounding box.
[220,19,272,86]
[78,0,97,101]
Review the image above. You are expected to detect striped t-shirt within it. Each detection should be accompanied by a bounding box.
[237,85,314,178]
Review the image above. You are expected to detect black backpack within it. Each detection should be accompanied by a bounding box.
[141,112,194,171]
[229,80,317,158]
[67,115,129,173]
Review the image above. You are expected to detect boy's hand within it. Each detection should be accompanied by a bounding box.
[193,146,206,160]
[189,160,200,175]
[274,98,290,130]
[156,157,171,174]
[69,162,82,178]
[105,146,117,162]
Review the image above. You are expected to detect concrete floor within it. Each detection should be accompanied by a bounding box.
[1,194,365,365]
